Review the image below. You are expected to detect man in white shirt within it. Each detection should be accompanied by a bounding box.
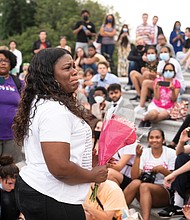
[9,40,22,75]
[152,16,164,46]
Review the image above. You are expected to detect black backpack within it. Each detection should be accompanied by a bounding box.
[10,74,22,95]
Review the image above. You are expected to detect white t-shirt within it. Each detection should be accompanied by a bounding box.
[113,142,137,178]
[157,58,186,91]
[140,146,176,185]
[20,99,92,204]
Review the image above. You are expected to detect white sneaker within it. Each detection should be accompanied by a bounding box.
[134,105,146,114]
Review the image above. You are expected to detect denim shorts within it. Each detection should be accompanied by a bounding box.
[15,175,85,220]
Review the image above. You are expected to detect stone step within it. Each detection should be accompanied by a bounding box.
[134,114,183,144]
[183,72,190,81]
[135,114,183,133]
[130,199,182,220]
[185,86,190,94]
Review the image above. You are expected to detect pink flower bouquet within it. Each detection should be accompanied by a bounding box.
[98,114,137,165]
[90,115,137,202]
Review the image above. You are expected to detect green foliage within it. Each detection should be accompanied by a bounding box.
[35,0,78,30]
[0,0,121,68]
[0,0,36,39]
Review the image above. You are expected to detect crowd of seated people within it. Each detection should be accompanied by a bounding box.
[2,8,190,220]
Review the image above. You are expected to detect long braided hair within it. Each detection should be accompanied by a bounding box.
[13,48,89,146]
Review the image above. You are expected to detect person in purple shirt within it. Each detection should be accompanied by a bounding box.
[0,50,23,163]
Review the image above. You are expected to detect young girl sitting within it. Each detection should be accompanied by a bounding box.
[139,63,181,127]
[130,46,158,101]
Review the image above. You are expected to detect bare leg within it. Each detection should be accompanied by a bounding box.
[107,168,124,185]
[154,111,170,122]
[139,80,153,107]
[144,109,158,121]
[139,183,170,220]
[142,71,150,79]
[130,70,143,96]
[182,49,190,63]
[123,179,141,205]
[185,57,190,69]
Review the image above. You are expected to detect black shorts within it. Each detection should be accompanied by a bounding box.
[120,175,132,190]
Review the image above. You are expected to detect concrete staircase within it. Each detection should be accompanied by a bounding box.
[118,73,190,219]
[119,72,190,146]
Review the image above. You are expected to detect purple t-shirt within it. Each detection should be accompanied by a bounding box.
[0,76,22,140]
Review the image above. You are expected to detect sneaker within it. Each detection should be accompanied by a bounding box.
[158,205,183,218]
[129,95,140,101]
[138,120,151,128]
[134,105,146,114]
[144,121,151,127]
[123,85,131,91]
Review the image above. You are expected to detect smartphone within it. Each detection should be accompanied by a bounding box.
[158,81,170,87]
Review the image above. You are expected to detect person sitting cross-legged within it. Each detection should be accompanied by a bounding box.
[138,62,180,128]
[81,44,107,74]
[123,128,176,220]
[130,45,158,103]
[134,45,185,116]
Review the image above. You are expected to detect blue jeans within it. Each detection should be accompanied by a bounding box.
[101,44,115,59]
[82,63,97,74]
[127,61,140,85]
[15,176,86,220]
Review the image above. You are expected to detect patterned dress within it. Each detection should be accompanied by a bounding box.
[117,42,131,77]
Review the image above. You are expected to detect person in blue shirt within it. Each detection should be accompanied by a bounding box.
[88,61,120,105]
[91,61,120,88]
[170,21,185,54]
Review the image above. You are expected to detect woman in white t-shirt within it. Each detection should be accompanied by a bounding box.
[123,128,176,220]
[107,142,137,190]
[13,48,108,220]
[56,36,71,53]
